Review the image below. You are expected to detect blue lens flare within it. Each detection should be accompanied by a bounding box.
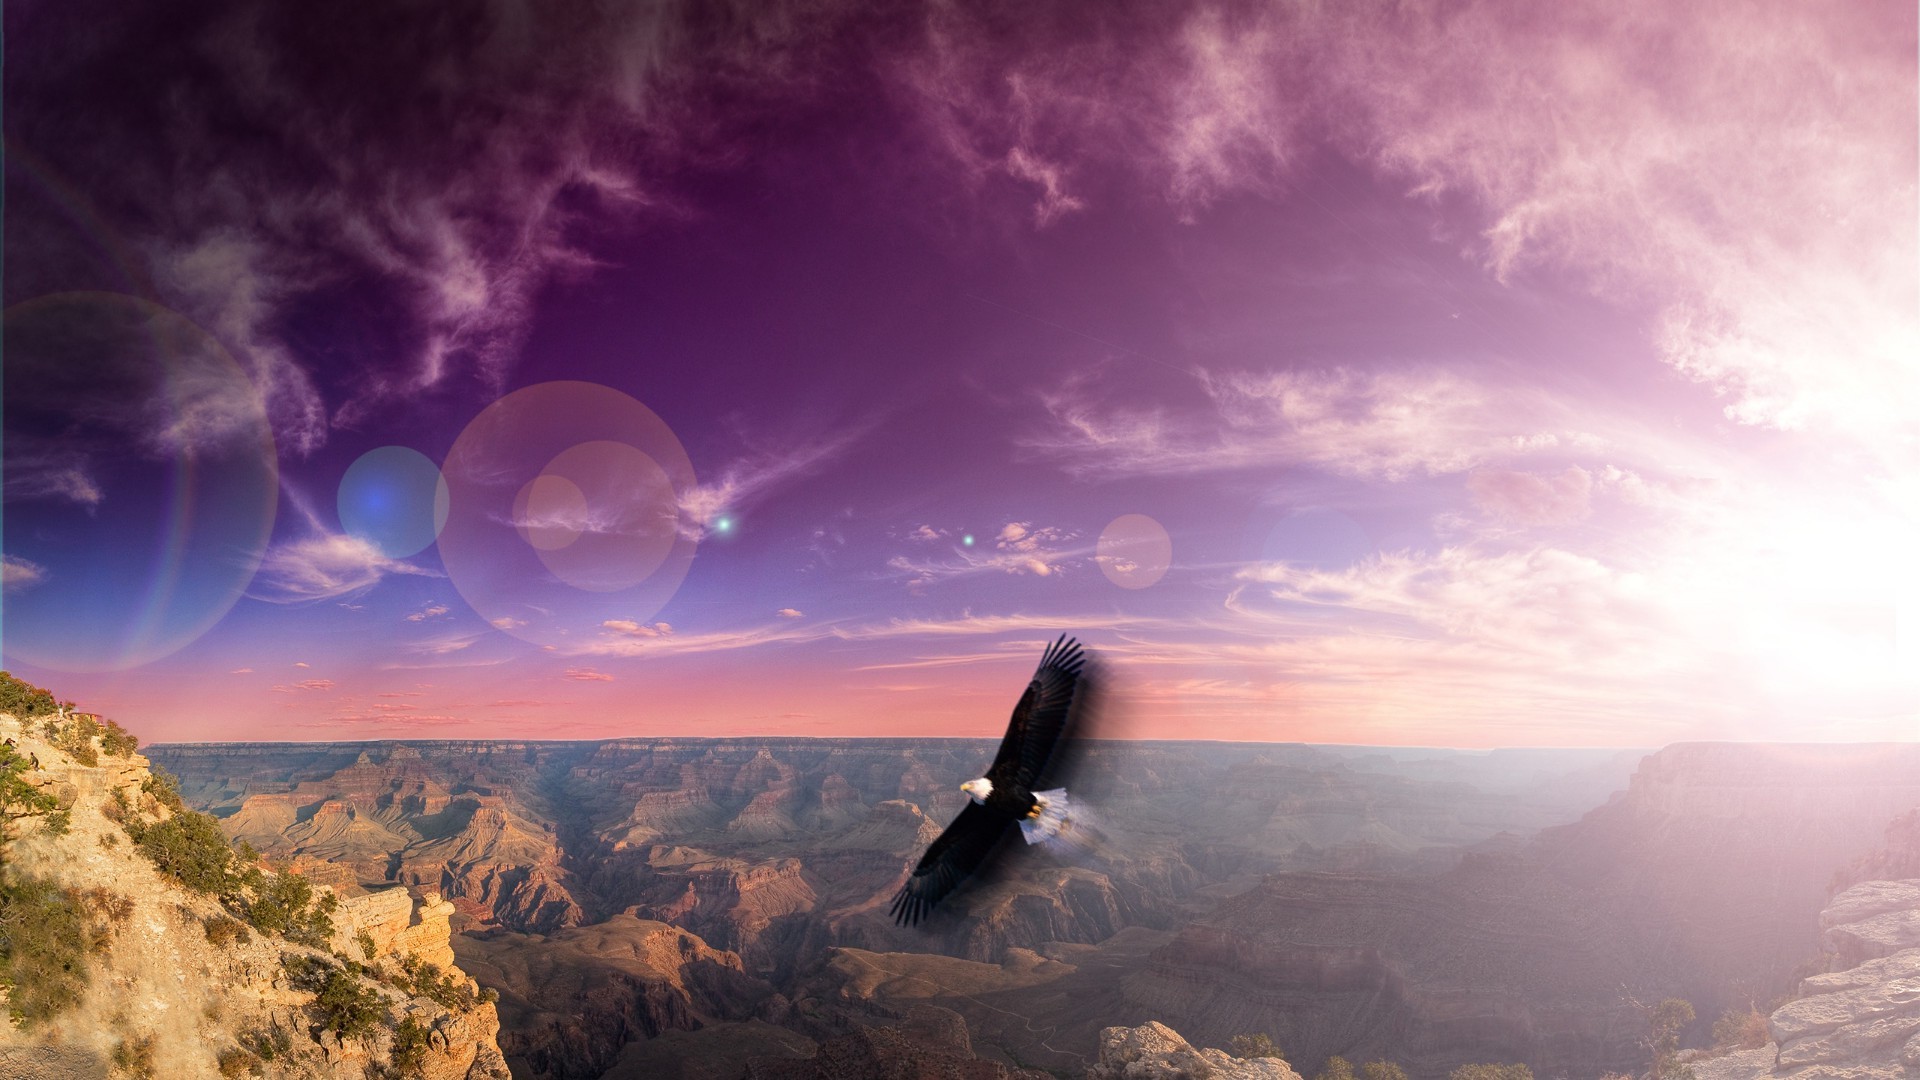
[338,446,449,559]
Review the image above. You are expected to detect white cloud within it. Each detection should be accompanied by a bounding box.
[677,433,865,540]
[1,554,48,594]
[1467,466,1593,526]
[1033,366,1572,481]
[249,533,437,602]
[404,603,451,623]
[775,608,804,619]
[888,521,1080,587]
[603,619,673,638]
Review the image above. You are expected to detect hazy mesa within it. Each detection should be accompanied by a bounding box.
[140,737,1920,1078]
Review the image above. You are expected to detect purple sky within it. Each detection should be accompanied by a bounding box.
[3,0,1916,746]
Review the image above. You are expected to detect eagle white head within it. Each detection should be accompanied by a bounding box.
[960,777,993,804]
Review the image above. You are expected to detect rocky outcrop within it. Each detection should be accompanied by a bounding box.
[455,912,780,1079]
[0,710,510,1080]
[334,886,460,969]
[139,737,1699,1072]
[1087,1021,1304,1079]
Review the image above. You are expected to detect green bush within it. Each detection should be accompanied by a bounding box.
[1451,1067,1533,1080]
[2,743,61,856]
[1232,1033,1283,1059]
[357,931,379,961]
[1712,1005,1769,1051]
[388,1014,431,1077]
[0,672,59,718]
[1649,998,1697,1080]
[282,951,385,1043]
[111,1034,157,1078]
[126,808,236,894]
[98,718,139,757]
[204,914,253,948]
[0,872,100,1026]
[1316,1059,1356,1080]
[53,715,101,767]
[394,954,478,1012]
[239,1024,292,1063]
[141,772,186,815]
[240,867,336,946]
[314,967,384,1041]
[1360,1064,1410,1080]
[215,1046,258,1078]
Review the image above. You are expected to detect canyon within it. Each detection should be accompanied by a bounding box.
[144,739,1920,1079]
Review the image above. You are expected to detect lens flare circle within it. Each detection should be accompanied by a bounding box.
[1,292,278,672]
[438,382,697,647]
[1097,514,1173,589]
[519,441,678,591]
[338,446,449,559]
[513,474,590,552]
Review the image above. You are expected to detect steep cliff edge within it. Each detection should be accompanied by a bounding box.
[0,701,509,1079]
[1692,878,1920,1080]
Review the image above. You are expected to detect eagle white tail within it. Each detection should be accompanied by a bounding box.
[1019,788,1069,844]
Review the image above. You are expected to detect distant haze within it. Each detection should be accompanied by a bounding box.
[3,0,1914,745]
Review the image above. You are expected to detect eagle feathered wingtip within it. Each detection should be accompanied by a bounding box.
[1037,634,1085,677]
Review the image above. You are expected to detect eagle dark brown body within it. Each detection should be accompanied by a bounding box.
[890,635,1086,927]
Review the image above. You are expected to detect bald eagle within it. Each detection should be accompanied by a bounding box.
[890,634,1087,927]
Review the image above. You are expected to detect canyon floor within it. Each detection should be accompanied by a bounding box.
[145,738,1920,1079]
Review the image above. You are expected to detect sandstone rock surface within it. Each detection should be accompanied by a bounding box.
[1087,1021,1304,1080]
[0,711,509,1080]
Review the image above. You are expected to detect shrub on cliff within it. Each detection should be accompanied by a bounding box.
[1359,1063,1410,1080]
[1316,1059,1356,1080]
[126,805,237,894]
[387,1015,431,1077]
[283,951,385,1042]
[237,864,337,947]
[0,872,100,1027]
[1451,1066,1533,1080]
[1711,1005,1769,1052]
[2,742,65,858]
[0,671,59,718]
[1232,1032,1285,1059]
[1647,998,1697,1080]
[393,952,480,1012]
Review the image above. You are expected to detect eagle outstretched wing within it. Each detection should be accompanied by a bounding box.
[889,800,1010,927]
[891,635,1087,927]
[986,634,1085,791]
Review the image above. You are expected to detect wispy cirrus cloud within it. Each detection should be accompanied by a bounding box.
[563,667,615,682]
[677,432,866,540]
[1466,466,1594,526]
[272,678,336,693]
[404,603,451,623]
[1,555,48,594]
[894,0,1917,450]
[886,521,1081,588]
[249,533,437,603]
[2,449,104,510]
[1033,366,1580,481]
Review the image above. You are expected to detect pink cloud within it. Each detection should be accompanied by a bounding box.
[1468,466,1593,526]
[563,668,615,682]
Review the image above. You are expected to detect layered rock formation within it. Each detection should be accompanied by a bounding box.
[1694,878,1920,1079]
[144,737,1920,1078]
[0,710,509,1080]
[1087,1021,1304,1080]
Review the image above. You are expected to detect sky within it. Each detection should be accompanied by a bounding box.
[2,0,1916,747]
